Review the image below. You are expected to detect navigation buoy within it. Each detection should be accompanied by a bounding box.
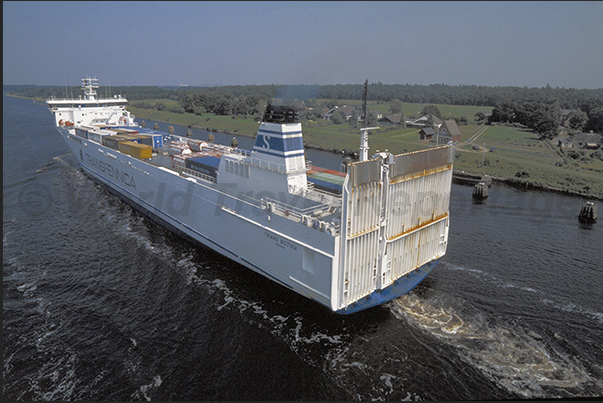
[579,201,597,223]
[141,120,146,128]
[208,133,215,143]
[186,128,193,137]
[168,125,175,134]
[153,123,159,130]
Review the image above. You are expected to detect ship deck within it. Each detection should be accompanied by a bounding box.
[76,126,345,225]
[145,139,346,197]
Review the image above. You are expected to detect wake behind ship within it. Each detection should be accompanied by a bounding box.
[46,77,454,314]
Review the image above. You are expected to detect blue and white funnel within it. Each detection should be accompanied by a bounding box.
[252,105,307,173]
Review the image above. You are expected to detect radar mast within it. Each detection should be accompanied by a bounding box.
[359,79,379,161]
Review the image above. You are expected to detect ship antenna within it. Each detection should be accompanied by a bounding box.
[362,79,368,128]
[359,79,379,161]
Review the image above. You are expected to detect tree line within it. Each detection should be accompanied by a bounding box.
[5,84,181,101]
[488,98,603,138]
[7,82,603,110]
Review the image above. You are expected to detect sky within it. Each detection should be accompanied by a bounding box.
[3,1,603,88]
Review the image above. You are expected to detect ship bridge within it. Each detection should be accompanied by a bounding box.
[46,76,135,128]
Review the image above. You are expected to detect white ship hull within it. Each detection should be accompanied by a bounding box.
[58,127,338,309]
[47,78,453,314]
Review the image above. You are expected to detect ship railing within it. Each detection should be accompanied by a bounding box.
[229,148,251,157]
[248,157,307,174]
[228,148,313,172]
[300,186,342,205]
[260,196,341,236]
[177,167,217,183]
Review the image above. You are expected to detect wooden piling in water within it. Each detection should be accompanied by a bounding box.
[579,202,597,223]
[473,182,489,200]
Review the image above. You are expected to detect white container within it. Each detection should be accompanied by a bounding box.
[169,142,192,156]
[188,139,208,152]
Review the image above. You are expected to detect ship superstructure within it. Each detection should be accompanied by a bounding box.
[46,77,453,314]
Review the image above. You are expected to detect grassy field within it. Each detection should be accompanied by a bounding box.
[455,124,603,196]
[312,99,493,120]
[132,99,180,108]
[128,105,261,136]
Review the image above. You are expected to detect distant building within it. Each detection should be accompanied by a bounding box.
[379,114,405,128]
[560,109,579,127]
[419,127,436,140]
[558,132,602,149]
[408,114,443,129]
[370,110,383,120]
[438,119,462,143]
[322,105,357,121]
[419,119,461,143]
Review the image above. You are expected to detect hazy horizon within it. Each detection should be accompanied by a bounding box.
[4,1,603,89]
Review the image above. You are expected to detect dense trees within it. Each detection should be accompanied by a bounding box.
[420,105,442,119]
[389,99,403,114]
[7,84,180,101]
[177,89,270,117]
[313,83,603,109]
[584,107,603,133]
[487,98,602,138]
[567,110,588,131]
[488,101,568,139]
[489,101,562,139]
[8,83,602,111]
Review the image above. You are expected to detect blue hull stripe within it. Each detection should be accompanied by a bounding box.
[257,129,302,136]
[252,149,305,158]
[336,259,440,314]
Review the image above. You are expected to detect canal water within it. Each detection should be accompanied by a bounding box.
[4,94,602,400]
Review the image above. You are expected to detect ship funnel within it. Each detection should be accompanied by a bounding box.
[252,105,307,174]
[249,104,308,194]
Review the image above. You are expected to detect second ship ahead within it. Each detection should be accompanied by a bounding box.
[46,77,454,314]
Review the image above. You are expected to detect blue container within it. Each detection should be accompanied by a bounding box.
[136,128,165,148]
[307,177,342,194]
[185,155,220,177]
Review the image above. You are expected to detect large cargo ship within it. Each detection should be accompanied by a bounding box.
[46,77,454,314]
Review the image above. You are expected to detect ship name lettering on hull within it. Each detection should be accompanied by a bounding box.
[264,231,297,251]
[84,152,136,189]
